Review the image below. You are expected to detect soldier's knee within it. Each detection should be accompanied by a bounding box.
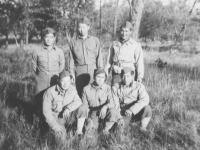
[107,108,118,116]
[143,105,152,118]
[106,108,118,122]
[77,105,88,118]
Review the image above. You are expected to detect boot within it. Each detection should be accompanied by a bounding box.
[140,117,151,131]
[76,117,86,135]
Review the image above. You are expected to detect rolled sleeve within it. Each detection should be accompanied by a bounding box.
[96,38,103,68]
[111,84,120,110]
[68,46,75,76]
[105,87,115,109]
[105,46,114,72]
[129,85,149,115]
[59,49,65,73]
[134,43,144,79]
[43,89,60,130]
[82,88,89,109]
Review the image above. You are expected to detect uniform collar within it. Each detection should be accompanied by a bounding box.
[42,44,57,51]
[77,35,91,40]
[91,82,106,90]
[121,80,137,88]
[120,37,134,45]
[56,84,72,96]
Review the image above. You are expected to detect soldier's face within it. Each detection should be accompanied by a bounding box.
[59,76,71,90]
[122,72,134,86]
[44,33,55,46]
[120,28,132,41]
[78,23,90,37]
[94,73,106,86]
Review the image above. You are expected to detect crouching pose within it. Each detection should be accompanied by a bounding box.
[43,70,87,140]
[112,67,152,132]
[82,68,117,134]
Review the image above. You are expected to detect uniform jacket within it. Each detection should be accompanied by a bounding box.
[82,83,115,110]
[112,81,149,115]
[43,84,82,130]
[106,38,144,79]
[68,35,103,75]
[32,45,65,74]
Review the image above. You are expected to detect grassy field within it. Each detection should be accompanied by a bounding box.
[0,44,200,150]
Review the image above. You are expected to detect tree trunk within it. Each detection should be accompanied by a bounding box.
[128,0,146,40]
[113,0,119,38]
[99,0,102,30]
[5,33,8,50]
[5,15,9,50]
[20,38,24,49]
[26,26,29,45]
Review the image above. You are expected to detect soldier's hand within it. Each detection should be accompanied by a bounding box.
[137,78,142,83]
[99,105,108,119]
[117,118,125,126]
[71,74,76,83]
[113,65,121,74]
[63,108,70,118]
[125,109,132,117]
[54,125,65,138]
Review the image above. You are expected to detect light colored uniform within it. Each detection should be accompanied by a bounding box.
[82,83,117,129]
[111,81,152,126]
[43,84,87,132]
[32,45,65,94]
[106,38,144,85]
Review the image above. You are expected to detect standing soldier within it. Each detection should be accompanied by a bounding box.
[105,21,144,85]
[32,28,65,112]
[68,17,103,97]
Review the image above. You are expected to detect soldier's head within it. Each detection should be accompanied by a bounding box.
[78,16,91,37]
[121,67,134,86]
[59,70,73,90]
[43,28,56,46]
[93,68,107,86]
[120,21,132,41]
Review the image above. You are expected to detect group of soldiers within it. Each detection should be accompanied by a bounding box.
[32,16,152,140]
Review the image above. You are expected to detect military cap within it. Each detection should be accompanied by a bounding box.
[43,27,55,36]
[120,21,133,29]
[78,16,91,26]
[94,68,106,77]
[59,70,72,80]
[121,67,134,75]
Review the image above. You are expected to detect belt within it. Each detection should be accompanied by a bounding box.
[38,71,59,75]
[76,63,96,67]
[113,61,134,68]
[89,104,106,111]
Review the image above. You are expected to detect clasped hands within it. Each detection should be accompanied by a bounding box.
[117,109,133,126]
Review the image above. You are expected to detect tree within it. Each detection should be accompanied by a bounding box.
[127,0,146,40]
[113,0,119,38]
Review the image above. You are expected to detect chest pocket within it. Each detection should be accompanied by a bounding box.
[73,44,83,59]
[38,54,47,63]
[51,53,59,62]
[85,42,96,56]
[98,92,108,105]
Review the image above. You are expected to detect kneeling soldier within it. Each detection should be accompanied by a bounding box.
[82,68,117,134]
[112,67,152,132]
[43,70,87,140]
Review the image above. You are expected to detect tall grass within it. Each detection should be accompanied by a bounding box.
[0,48,199,150]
